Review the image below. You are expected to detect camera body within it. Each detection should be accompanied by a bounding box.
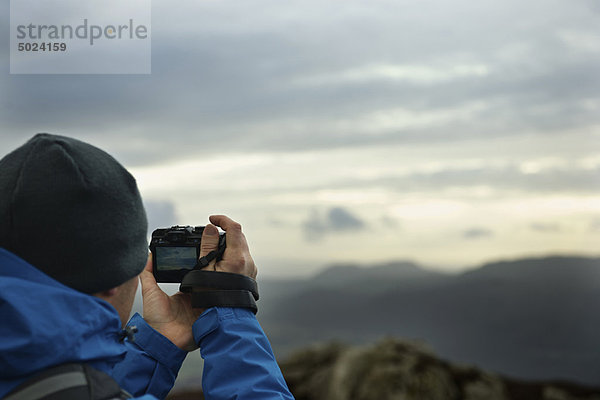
[149,225,226,283]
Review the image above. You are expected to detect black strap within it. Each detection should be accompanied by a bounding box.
[196,250,219,268]
[179,270,259,300]
[4,364,131,400]
[195,240,226,268]
[190,290,258,314]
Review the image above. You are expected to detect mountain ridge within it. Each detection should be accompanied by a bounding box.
[258,255,600,386]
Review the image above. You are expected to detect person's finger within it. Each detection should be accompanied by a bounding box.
[139,253,159,296]
[209,215,257,278]
[209,215,248,251]
[199,223,220,271]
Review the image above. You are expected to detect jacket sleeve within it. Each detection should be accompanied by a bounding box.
[111,313,187,399]
[194,307,295,400]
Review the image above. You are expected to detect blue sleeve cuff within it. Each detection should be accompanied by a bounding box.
[127,313,187,374]
[190,307,295,399]
[192,307,257,345]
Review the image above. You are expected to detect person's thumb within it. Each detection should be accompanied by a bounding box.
[140,253,160,296]
[199,224,219,270]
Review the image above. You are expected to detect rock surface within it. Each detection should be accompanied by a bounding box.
[279,338,600,400]
[167,337,600,400]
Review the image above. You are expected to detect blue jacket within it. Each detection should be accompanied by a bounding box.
[0,248,294,399]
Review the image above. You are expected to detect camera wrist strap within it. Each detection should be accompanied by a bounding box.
[179,270,260,314]
[180,270,259,300]
[189,290,257,314]
[195,248,225,268]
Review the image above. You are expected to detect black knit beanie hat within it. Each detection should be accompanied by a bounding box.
[0,133,148,293]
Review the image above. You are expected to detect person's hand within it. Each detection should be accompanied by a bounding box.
[199,215,258,279]
[139,215,257,351]
[139,255,203,352]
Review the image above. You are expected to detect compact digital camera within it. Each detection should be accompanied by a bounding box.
[149,225,226,283]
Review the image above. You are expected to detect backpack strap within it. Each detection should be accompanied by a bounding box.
[4,364,132,400]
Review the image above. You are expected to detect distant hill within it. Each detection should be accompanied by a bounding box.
[258,260,447,300]
[312,260,446,285]
[257,256,600,386]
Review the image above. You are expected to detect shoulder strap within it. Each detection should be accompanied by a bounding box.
[4,364,132,400]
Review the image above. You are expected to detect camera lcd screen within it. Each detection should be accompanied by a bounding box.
[155,247,197,271]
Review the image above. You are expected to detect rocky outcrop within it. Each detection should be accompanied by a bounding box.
[167,337,600,399]
[279,338,600,400]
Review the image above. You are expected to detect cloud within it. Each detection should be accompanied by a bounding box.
[1,0,599,166]
[462,228,493,239]
[328,207,366,231]
[1,0,598,277]
[266,217,293,228]
[352,165,600,195]
[589,219,600,233]
[269,164,600,196]
[530,222,562,233]
[293,63,490,87]
[380,215,401,229]
[144,200,179,234]
[303,207,366,240]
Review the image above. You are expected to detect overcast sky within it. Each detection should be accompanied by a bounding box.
[1,0,599,277]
